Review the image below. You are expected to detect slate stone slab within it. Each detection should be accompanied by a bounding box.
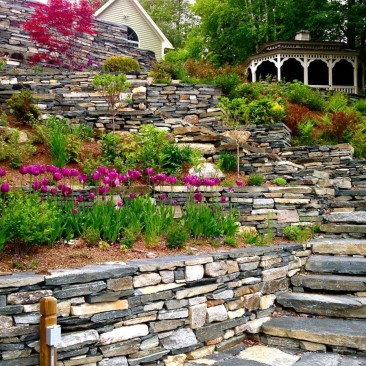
[306,255,366,275]
[294,353,366,366]
[311,238,366,255]
[0,273,44,289]
[326,212,366,224]
[291,274,366,292]
[277,292,366,318]
[262,316,366,350]
[45,264,138,285]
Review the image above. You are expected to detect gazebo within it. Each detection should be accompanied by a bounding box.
[245,30,365,96]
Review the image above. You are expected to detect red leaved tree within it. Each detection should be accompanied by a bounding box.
[23,0,99,70]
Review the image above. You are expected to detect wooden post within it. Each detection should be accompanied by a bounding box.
[40,296,57,366]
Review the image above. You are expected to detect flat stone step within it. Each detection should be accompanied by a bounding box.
[262,316,366,351]
[306,255,366,275]
[277,292,366,318]
[292,274,366,292]
[311,238,366,256]
[326,212,366,224]
[320,223,366,234]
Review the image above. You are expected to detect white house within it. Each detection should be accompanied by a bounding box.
[95,0,174,60]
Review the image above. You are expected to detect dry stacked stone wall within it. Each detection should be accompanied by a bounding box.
[0,0,155,70]
[0,244,307,366]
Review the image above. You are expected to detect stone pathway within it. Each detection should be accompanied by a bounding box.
[184,345,366,366]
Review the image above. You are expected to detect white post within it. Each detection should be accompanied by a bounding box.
[304,55,308,85]
[328,60,333,91]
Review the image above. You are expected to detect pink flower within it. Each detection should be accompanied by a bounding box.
[145,167,154,175]
[32,180,42,191]
[102,176,110,185]
[172,199,177,205]
[236,180,244,187]
[118,174,127,183]
[72,208,78,214]
[0,168,6,177]
[127,169,142,181]
[61,168,71,177]
[97,166,108,175]
[116,201,123,207]
[89,192,95,200]
[70,169,80,177]
[50,187,57,195]
[53,172,63,181]
[77,195,84,202]
[98,185,110,195]
[19,166,29,175]
[194,192,203,203]
[167,176,177,185]
[0,182,10,193]
[129,193,137,199]
[40,186,48,193]
[228,187,235,193]
[91,171,100,181]
[78,174,88,184]
[221,195,227,203]
[42,178,50,186]
[158,194,167,201]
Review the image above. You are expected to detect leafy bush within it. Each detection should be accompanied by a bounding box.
[248,98,285,124]
[273,177,287,186]
[352,99,366,115]
[102,56,140,73]
[326,92,348,113]
[6,89,40,125]
[283,225,312,241]
[213,73,242,95]
[218,151,237,172]
[247,174,264,186]
[166,223,189,249]
[36,116,91,167]
[284,82,325,111]
[0,127,36,168]
[162,144,194,175]
[229,83,263,100]
[0,192,61,252]
[294,119,316,146]
[284,104,310,134]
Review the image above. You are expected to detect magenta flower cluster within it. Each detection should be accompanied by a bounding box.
[0,168,9,193]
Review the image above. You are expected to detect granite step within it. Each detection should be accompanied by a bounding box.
[306,255,366,275]
[311,238,366,256]
[277,292,366,318]
[262,316,366,351]
[291,274,366,293]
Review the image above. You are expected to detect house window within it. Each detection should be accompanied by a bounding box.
[127,26,139,48]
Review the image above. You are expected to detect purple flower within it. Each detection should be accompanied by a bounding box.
[98,185,110,195]
[116,201,123,207]
[172,199,177,205]
[228,187,235,193]
[0,182,10,193]
[77,195,84,202]
[127,169,142,181]
[236,180,244,187]
[61,168,71,177]
[70,168,80,177]
[158,194,167,201]
[30,165,40,176]
[19,166,28,175]
[129,193,137,199]
[221,195,227,203]
[91,171,100,181]
[102,176,110,185]
[42,178,50,186]
[194,192,203,203]
[41,186,48,193]
[0,168,6,177]
[108,170,118,180]
[89,192,95,200]
[53,172,63,181]
[97,166,108,175]
[109,179,120,188]
[118,174,127,183]
[145,167,154,176]
[72,208,78,214]
[46,165,58,173]
[32,180,42,191]
[50,187,57,195]
[167,176,177,185]
[78,174,88,184]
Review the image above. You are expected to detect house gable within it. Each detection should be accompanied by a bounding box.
[95,0,173,60]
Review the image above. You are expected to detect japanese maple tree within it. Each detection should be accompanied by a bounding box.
[23,0,99,70]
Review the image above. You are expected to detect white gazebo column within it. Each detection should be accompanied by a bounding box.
[304,55,308,85]
[328,59,333,90]
[354,58,358,93]
[250,63,257,82]
[277,54,281,81]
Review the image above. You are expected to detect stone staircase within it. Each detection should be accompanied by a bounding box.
[261,238,366,355]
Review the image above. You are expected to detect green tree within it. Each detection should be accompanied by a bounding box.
[93,73,131,132]
[139,0,197,48]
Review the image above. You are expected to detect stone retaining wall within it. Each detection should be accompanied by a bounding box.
[0,0,155,70]
[0,244,306,366]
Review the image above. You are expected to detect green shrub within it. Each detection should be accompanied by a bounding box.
[326,92,348,113]
[102,56,140,73]
[162,144,193,175]
[224,236,237,247]
[218,151,237,172]
[284,81,325,111]
[242,232,265,246]
[247,174,264,186]
[6,89,40,125]
[0,192,61,252]
[213,73,242,95]
[352,99,366,115]
[283,225,311,241]
[149,61,174,83]
[229,83,263,100]
[273,177,287,186]
[166,223,188,249]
